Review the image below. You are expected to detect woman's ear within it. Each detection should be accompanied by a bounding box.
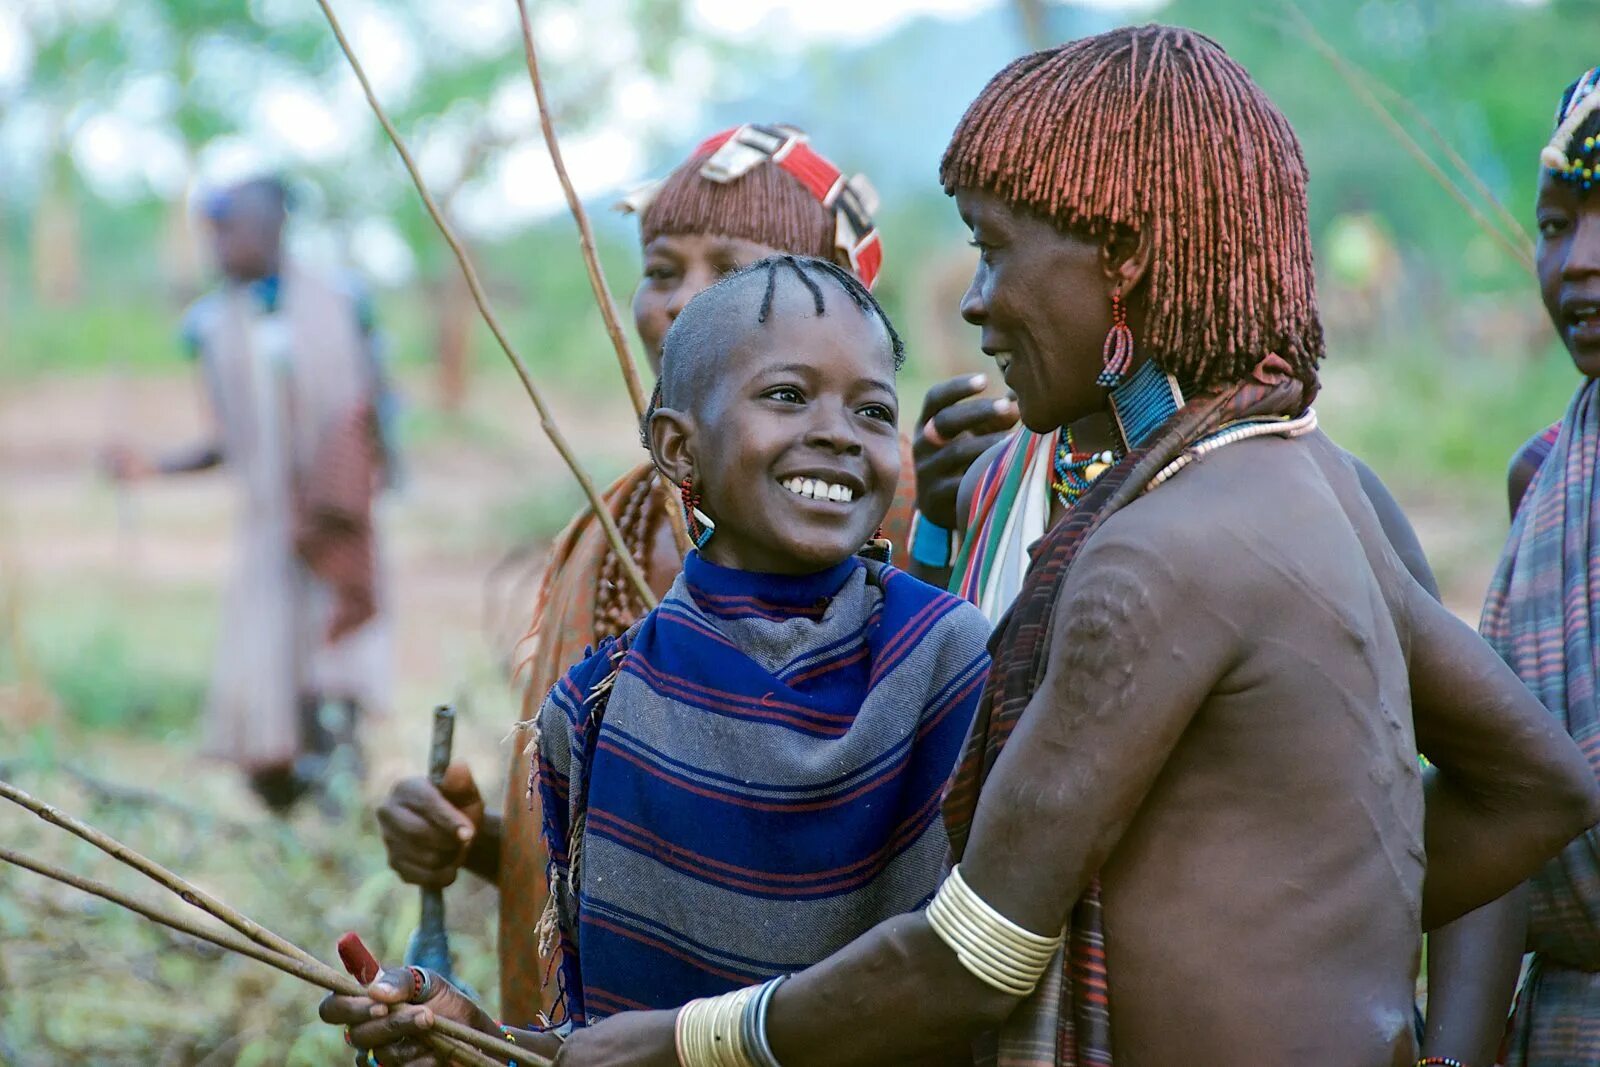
[648,406,697,485]
[1100,226,1153,297]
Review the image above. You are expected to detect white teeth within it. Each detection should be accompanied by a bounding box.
[781,477,854,503]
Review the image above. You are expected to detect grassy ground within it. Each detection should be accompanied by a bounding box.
[0,283,1584,1063]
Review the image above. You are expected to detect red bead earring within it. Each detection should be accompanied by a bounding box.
[679,477,715,550]
[1097,288,1134,388]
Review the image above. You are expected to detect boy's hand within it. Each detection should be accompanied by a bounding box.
[912,374,1018,529]
[319,965,497,1066]
[376,763,484,889]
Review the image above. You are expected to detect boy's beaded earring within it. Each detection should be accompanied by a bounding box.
[1097,287,1134,388]
[861,525,893,564]
[679,477,716,550]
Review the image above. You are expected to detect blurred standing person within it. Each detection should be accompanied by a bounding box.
[107,176,394,813]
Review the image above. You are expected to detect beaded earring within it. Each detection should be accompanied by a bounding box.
[1097,288,1134,388]
[679,477,716,550]
[861,525,893,563]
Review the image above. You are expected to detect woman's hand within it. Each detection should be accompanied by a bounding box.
[554,1009,680,1067]
[319,965,499,1066]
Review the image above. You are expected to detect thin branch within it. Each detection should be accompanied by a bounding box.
[0,846,532,1067]
[512,0,648,421]
[1280,3,1534,273]
[0,779,317,968]
[1368,78,1530,248]
[513,0,693,558]
[311,0,656,607]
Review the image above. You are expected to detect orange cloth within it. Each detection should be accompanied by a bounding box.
[498,439,917,1024]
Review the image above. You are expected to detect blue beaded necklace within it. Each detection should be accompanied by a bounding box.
[1109,358,1185,450]
[1048,359,1186,512]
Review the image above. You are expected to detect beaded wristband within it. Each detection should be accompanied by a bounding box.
[1415,1059,1469,1067]
[925,864,1063,997]
[909,513,955,568]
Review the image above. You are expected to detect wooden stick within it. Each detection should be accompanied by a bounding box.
[0,778,317,968]
[1281,3,1535,273]
[311,0,656,607]
[513,0,648,421]
[512,0,693,559]
[0,846,535,1067]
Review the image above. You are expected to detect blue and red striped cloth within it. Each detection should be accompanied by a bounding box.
[534,550,991,1025]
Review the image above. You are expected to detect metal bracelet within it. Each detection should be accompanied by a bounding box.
[742,975,790,1067]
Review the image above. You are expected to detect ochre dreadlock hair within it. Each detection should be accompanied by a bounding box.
[941,25,1324,393]
[639,149,837,261]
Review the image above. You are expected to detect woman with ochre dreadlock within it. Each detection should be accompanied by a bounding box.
[536,26,1600,1067]
[371,126,917,1029]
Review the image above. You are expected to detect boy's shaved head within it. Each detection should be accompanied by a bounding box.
[654,254,903,422]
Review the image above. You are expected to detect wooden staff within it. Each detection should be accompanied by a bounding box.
[512,0,694,558]
[311,0,657,608]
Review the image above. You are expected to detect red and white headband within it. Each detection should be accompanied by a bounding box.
[622,123,883,290]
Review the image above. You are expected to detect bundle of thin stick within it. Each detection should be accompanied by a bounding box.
[0,780,544,1067]
[1279,2,1535,274]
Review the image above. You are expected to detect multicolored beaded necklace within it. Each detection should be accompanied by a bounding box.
[1050,428,1118,509]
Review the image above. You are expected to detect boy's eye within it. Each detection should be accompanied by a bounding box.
[644,264,677,282]
[858,403,895,423]
[764,386,805,404]
[1538,216,1570,239]
[968,239,996,264]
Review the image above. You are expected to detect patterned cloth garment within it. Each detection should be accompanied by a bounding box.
[500,443,920,1024]
[533,550,991,1025]
[1486,380,1600,1067]
[949,427,1056,625]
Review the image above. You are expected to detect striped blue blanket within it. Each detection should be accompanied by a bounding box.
[534,551,991,1024]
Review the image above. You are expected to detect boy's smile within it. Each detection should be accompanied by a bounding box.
[649,261,902,577]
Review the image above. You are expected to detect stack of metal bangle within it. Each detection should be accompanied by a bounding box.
[675,974,790,1067]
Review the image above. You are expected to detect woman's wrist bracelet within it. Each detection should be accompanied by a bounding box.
[1416,1058,1470,1067]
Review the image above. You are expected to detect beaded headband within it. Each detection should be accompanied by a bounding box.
[1542,67,1600,187]
[619,124,884,290]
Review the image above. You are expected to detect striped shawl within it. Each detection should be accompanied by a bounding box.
[1486,380,1600,1066]
[535,551,991,1024]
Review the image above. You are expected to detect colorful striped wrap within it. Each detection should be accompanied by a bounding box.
[949,429,1055,624]
[1485,381,1600,1067]
[535,551,991,1025]
[942,360,1309,1067]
